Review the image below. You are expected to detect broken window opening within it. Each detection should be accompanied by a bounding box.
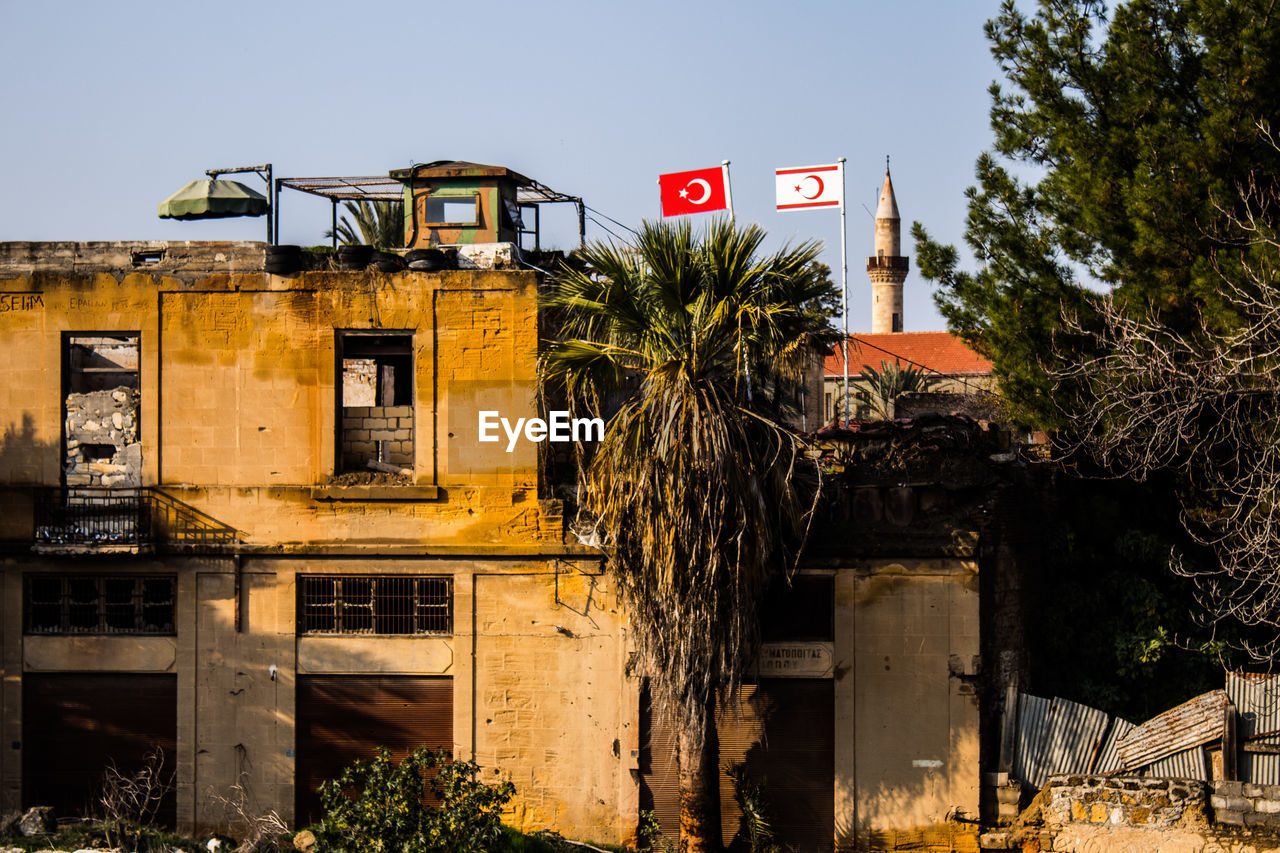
[422,195,480,228]
[337,332,414,476]
[63,334,141,489]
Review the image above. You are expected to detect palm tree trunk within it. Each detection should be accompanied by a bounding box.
[677,696,721,853]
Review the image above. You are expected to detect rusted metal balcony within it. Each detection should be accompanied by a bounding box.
[32,487,237,554]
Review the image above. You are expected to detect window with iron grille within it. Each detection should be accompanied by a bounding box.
[300,576,452,635]
[25,575,175,635]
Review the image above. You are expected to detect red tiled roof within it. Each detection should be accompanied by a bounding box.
[824,331,992,378]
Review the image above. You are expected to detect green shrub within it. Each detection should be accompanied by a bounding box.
[313,747,514,853]
[728,765,780,853]
[635,810,674,853]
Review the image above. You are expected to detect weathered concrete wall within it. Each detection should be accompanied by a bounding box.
[834,558,981,850]
[472,569,637,844]
[296,635,451,674]
[23,635,175,672]
[1212,781,1280,830]
[188,564,295,832]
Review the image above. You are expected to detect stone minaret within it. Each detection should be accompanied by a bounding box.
[867,166,909,333]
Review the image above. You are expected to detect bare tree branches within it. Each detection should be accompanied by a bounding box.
[207,775,290,853]
[1053,163,1280,661]
[99,746,173,848]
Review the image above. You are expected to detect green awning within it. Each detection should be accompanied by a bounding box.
[157,179,268,220]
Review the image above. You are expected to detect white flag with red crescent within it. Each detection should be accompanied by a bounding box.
[775,163,842,210]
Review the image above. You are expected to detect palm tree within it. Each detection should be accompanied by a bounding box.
[851,359,943,421]
[325,200,404,249]
[541,219,836,853]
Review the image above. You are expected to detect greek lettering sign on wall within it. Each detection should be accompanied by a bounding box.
[758,642,834,678]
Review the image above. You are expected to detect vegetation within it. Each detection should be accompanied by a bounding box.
[541,218,837,853]
[850,359,944,421]
[98,746,173,851]
[1052,230,1280,663]
[727,766,780,853]
[911,0,1280,663]
[1025,476,1225,719]
[314,747,513,853]
[325,200,405,249]
[0,822,201,853]
[913,0,1280,427]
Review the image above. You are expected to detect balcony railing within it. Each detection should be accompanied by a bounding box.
[866,255,910,271]
[32,487,237,553]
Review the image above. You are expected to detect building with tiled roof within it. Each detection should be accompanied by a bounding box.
[823,331,994,423]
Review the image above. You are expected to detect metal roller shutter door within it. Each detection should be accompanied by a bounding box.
[641,680,834,852]
[295,675,453,824]
[23,673,178,826]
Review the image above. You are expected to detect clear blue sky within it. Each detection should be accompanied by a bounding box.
[0,0,1006,333]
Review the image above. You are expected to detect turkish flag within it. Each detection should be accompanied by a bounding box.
[659,166,729,217]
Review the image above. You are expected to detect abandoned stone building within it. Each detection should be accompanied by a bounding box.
[0,164,1025,851]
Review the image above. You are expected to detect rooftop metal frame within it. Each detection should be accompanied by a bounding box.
[274,174,585,250]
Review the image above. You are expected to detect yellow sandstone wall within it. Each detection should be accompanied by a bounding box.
[0,557,637,841]
[0,258,638,841]
[0,266,553,545]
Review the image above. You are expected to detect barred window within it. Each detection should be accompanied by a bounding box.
[26,575,175,635]
[300,576,452,635]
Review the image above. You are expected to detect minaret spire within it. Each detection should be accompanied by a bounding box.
[867,161,909,333]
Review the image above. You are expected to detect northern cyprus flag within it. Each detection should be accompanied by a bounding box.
[775,163,843,210]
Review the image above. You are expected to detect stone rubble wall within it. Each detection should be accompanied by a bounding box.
[988,776,1280,852]
[1046,774,1205,828]
[64,387,141,487]
[341,359,377,407]
[340,405,413,470]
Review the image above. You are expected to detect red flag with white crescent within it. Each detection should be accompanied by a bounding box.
[659,166,729,217]
[776,163,843,210]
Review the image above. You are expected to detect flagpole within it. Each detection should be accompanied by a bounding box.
[722,160,735,222]
[724,159,748,399]
[838,157,849,426]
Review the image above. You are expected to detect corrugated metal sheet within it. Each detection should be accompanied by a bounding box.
[1033,697,1110,781]
[1144,745,1207,780]
[1228,672,1280,785]
[1014,694,1051,788]
[1118,690,1229,771]
[1093,718,1134,774]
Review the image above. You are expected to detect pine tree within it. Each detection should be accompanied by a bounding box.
[913,0,1280,426]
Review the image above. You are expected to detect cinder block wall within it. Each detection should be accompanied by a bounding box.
[340,406,414,471]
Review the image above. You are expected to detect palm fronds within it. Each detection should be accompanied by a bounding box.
[852,359,944,420]
[324,200,404,249]
[542,218,838,741]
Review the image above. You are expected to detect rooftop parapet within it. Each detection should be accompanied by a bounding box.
[0,241,266,277]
